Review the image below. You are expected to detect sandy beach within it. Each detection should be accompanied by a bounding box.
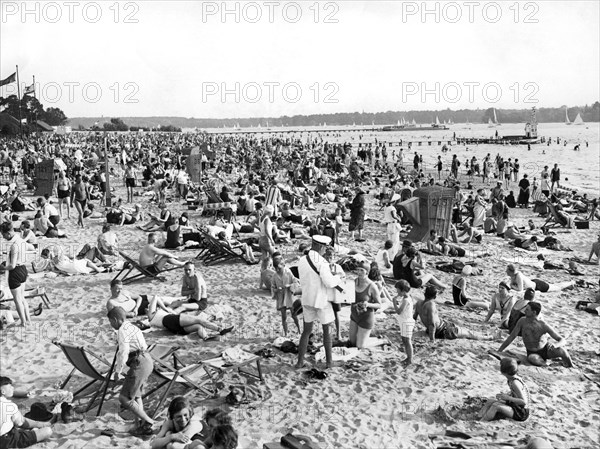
[1,154,599,449]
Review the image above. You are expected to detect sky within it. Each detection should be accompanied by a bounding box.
[1,1,599,118]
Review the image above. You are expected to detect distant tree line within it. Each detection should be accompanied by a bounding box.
[65,101,600,131]
[0,94,68,134]
[89,119,182,133]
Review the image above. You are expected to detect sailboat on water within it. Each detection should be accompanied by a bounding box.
[573,113,584,125]
[565,107,572,125]
[488,109,499,127]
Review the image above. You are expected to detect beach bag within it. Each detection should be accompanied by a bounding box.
[281,433,320,449]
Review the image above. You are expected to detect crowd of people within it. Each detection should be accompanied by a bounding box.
[1,129,598,448]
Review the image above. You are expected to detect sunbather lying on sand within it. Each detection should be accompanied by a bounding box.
[509,236,538,251]
[506,264,574,293]
[106,279,234,340]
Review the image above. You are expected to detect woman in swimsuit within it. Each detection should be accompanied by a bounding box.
[124,161,137,203]
[350,261,382,349]
[451,265,489,309]
[70,175,89,228]
[56,171,72,219]
[258,205,276,286]
[399,247,448,290]
[484,281,515,328]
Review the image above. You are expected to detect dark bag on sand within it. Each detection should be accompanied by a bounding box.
[281,433,320,449]
[280,341,298,354]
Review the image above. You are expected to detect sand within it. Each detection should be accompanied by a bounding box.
[1,153,599,449]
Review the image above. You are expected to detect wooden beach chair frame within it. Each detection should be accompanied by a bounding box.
[144,344,216,419]
[53,340,118,416]
[200,234,256,266]
[111,251,182,285]
[200,351,264,384]
[0,287,51,309]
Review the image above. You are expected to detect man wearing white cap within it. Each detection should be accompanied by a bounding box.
[295,235,343,369]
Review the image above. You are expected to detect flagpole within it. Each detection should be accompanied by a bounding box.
[32,75,38,137]
[104,133,112,207]
[16,65,22,135]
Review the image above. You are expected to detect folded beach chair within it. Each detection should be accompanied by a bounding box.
[201,348,264,384]
[53,340,118,416]
[0,287,51,308]
[111,251,182,285]
[144,344,216,419]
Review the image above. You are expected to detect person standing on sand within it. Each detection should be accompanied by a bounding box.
[0,222,30,326]
[550,163,560,192]
[540,166,551,197]
[107,307,155,437]
[497,302,574,368]
[70,174,89,228]
[295,235,344,369]
[56,171,71,219]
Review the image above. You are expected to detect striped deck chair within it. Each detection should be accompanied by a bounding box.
[543,202,572,230]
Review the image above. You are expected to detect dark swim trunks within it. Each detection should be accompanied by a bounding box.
[8,265,28,289]
[162,314,187,335]
[507,403,530,422]
[432,320,459,340]
[188,297,208,311]
[526,342,561,360]
[0,427,37,448]
[137,295,150,316]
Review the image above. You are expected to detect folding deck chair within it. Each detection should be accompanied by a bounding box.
[144,344,217,419]
[53,340,118,416]
[0,287,51,309]
[199,234,256,267]
[112,251,182,285]
[543,202,572,230]
[201,350,264,384]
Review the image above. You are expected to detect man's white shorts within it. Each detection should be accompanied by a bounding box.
[302,304,334,325]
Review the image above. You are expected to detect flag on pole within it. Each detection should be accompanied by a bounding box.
[0,73,16,86]
[24,84,35,95]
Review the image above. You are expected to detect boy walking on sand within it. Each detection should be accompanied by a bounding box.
[107,307,155,437]
[0,377,52,447]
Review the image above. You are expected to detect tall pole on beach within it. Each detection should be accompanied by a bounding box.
[104,133,112,207]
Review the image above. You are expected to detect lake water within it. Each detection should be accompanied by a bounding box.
[207,122,600,194]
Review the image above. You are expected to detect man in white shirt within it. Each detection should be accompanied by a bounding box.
[295,235,343,369]
[108,307,155,437]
